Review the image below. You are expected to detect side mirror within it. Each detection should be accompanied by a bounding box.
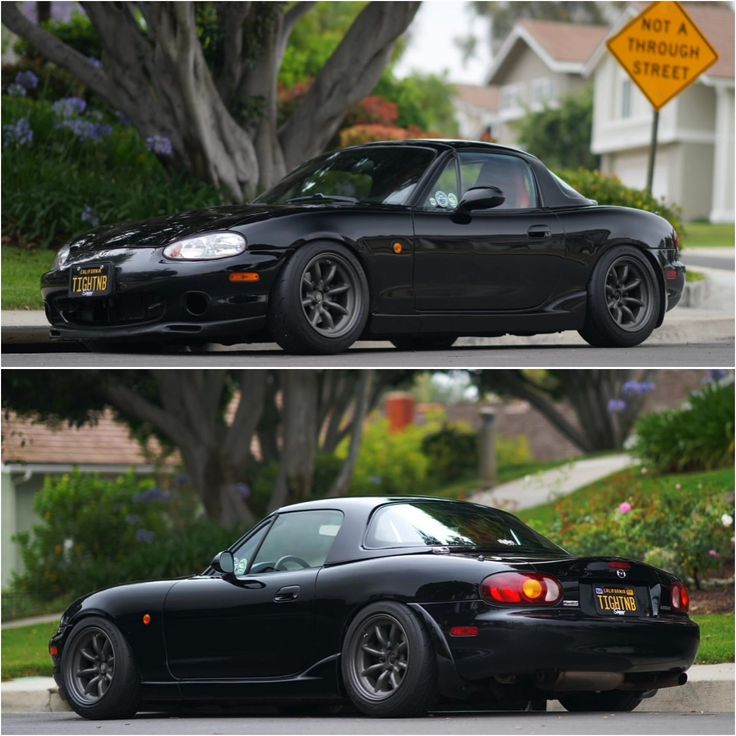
[211,550,234,576]
[457,186,505,213]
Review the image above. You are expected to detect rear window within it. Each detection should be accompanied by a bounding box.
[365,501,562,553]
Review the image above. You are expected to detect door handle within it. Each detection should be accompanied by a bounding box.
[527,225,551,238]
[273,585,301,602]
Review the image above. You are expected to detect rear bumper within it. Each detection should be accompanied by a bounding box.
[422,604,700,682]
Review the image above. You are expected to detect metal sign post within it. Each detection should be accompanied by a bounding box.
[606,2,718,195]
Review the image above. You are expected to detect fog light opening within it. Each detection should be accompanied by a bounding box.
[185,291,209,316]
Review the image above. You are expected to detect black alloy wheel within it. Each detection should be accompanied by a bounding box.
[604,257,654,332]
[66,627,115,704]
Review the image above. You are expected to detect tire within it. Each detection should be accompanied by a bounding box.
[341,601,437,717]
[60,616,139,719]
[268,242,369,354]
[579,246,660,348]
[390,335,457,351]
[559,690,644,712]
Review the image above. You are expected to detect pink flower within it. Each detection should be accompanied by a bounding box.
[618,502,632,514]
[708,549,720,558]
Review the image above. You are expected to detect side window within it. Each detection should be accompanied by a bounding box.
[232,523,270,576]
[459,152,538,210]
[250,510,344,574]
[422,157,459,211]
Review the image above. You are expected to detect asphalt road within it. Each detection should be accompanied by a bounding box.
[684,252,734,271]
[3,340,733,368]
[2,711,733,735]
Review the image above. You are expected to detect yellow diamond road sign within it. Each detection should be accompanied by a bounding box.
[607,1,719,110]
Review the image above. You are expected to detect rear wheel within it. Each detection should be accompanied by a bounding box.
[390,335,457,351]
[341,601,436,717]
[579,246,659,347]
[559,690,645,712]
[61,616,139,719]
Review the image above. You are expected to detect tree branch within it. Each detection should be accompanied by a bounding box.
[1,2,114,99]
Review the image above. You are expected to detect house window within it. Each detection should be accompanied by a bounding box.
[532,77,554,106]
[501,83,523,111]
[621,78,632,119]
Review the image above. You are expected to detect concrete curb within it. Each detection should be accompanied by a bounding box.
[3,666,733,714]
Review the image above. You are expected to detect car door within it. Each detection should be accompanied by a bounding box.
[164,509,344,680]
[411,150,566,311]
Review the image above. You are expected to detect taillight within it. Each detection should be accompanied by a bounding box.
[671,581,690,612]
[481,572,562,606]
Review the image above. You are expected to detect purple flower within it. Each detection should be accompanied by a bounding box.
[81,206,100,226]
[52,97,87,117]
[707,369,728,383]
[622,381,656,396]
[607,399,626,414]
[58,117,112,141]
[88,57,103,70]
[229,482,251,499]
[6,83,26,97]
[370,475,382,486]
[135,528,156,544]
[3,118,33,147]
[133,487,171,504]
[146,134,173,156]
[618,502,632,514]
[115,110,131,126]
[175,473,191,486]
[125,514,141,526]
[15,70,40,90]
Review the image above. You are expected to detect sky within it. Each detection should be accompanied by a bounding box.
[394,0,493,85]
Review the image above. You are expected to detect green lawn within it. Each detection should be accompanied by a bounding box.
[2,247,54,310]
[682,222,734,248]
[2,622,58,680]
[692,614,735,664]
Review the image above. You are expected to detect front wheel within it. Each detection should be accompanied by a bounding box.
[390,335,457,351]
[60,616,139,719]
[268,243,369,355]
[559,690,645,712]
[341,602,436,717]
[579,246,660,348]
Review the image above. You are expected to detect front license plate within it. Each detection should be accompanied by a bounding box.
[69,263,112,297]
[593,586,639,616]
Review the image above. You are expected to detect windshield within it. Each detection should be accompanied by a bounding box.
[365,501,564,553]
[255,146,436,206]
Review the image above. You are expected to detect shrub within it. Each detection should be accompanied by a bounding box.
[634,380,735,473]
[556,168,683,239]
[12,471,235,603]
[422,424,477,484]
[497,435,533,468]
[2,96,223,248]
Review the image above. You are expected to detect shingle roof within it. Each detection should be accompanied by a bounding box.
[2,410,176,466]
[681,2,734,79]
[517,19,609,64]
[453,83,501,112]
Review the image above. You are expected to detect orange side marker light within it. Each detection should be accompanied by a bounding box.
[142,614,152,625]
[229,272,260,283]
[392,242,403,254]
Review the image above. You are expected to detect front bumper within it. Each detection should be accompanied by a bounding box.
[42,247,284,344]
[424,604,700,682]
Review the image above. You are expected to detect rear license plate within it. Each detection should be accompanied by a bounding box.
[593,586,639,616]
[69,263,112,297]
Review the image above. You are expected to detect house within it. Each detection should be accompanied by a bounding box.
[586,3,734,222]
[486,20,609,145]
[453,83,500,140]
[1,411,174,587]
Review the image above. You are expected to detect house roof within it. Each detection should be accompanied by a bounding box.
[488,20,609,84]
[585,2,733,81]
[453,83,501,112]
[2,410,177,467]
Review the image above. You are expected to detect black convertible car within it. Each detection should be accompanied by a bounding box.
[41,140,685,354]
[50,497,698,720]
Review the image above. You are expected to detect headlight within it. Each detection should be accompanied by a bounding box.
[163,232,246,260]
[55,244,71,269]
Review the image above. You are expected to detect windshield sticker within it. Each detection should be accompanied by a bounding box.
[435,190,449,208]
[429,197,437,207]
[447,193,458,208]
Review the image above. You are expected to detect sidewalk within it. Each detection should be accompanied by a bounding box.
[2,613,62,630]
[3,664,733,713]
[469,454,635,512]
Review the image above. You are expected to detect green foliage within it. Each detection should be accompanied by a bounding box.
[556,167,684,238]
[422,424,477,484]
[517,87,597,170]
[496,435,533,468]
[634,381,735,474]
[2,97,223,248]
[14,13,101,59]
[527,468,734,586]
[13,471,234,603]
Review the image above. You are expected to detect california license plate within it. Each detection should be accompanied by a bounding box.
[593,585,639,616]
[69,263,112,297]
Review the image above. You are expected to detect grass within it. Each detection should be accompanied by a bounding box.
[686,269,705,283]
[1,622,58,680]
[682,222,734,248]
[693,614,735,664]
[2,246,54,310]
